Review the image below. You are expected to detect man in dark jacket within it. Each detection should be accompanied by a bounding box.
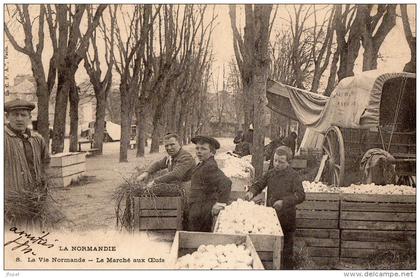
[281,132,298,157]
[187,135,232,232]
[233,130,244,156]
[245,146,305,269]
[136,133,195,185]
[234,125,253,157]
[233,130,244,145]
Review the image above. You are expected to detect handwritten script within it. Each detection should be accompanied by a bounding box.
[4,227,58,256]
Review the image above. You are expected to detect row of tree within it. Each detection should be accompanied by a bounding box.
[268,4,415,95]
[5,4,216,162]
[226,4,415,177]
[5,4,416,177]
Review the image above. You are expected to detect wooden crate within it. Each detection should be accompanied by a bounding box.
[295,193,340,268]
[49,152,86,167]
[294,229,340,269]
[47,152,86,187]
[49,173,83,188]
[169,231,264,269]
[296,193,340,229]
[248,233,283,270]
[213,209,283,269]
[340,193,416,264]
[133,196,183,232]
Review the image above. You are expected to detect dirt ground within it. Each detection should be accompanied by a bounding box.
[52,137,235,232]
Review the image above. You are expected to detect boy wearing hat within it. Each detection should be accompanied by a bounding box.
[4,99,51,225]
[245,146,305,269]
[187,135,232,232]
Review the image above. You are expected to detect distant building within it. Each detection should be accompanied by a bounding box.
[7,74,36,102]
[6,75,97,136]
[6,75,54,129]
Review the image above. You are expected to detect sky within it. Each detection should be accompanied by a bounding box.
[4,4,416,93]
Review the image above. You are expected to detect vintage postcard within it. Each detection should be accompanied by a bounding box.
[3,3,416,274]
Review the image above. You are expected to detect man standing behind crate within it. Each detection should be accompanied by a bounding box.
[136,133,195,186]
[187,135,232,232]
[245,146,305,270]
[4,99,51,225]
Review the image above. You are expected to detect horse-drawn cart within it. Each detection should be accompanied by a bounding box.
[267,70,416,186]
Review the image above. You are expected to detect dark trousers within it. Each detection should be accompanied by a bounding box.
[186,201,214,232]
[283,231,295,270]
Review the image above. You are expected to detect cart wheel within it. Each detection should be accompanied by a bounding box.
[321,126,345,186]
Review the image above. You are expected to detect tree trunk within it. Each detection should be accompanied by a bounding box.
[311,72,322,93]
[252,79,268,178]
[343,39,361,79]
[150,127,160,153]
[181,126,187,145]
[168,93,178,132]
[51,5,71,154]
[325,50,339,96]
[362,5,396,72]
[93,89,107,154]
[251,5,272,179]
[335,5,364,81]
[51,71,70,154]
[404,51,416,73]
[183,112,190,145]
[36,86,51,145]
[30,58,51,145]
[119,112,131,162]
[136,108,146,157]
[176,100,187,136]
[401,4,416,73]
[119,85,132,162]
[270,111,282,140]
[150,101,164,153]
[189,123,194,143]
[362,46,378,71]
[242,82,253,129]
[69,80,79,152]
[233,88,243,131]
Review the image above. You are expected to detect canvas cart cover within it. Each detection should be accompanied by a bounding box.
[266,70,416,133]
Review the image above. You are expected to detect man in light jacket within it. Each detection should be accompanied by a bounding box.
[5,99,51,225]
[136,133,195,186]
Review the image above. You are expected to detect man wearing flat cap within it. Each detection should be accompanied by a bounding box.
[245,146,305,269]
[136,133,195,186]
[187,135,232,232]
[4,99,51,224]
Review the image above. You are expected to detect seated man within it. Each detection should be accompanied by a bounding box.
[136,133,195,185]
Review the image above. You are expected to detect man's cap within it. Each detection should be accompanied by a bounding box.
[191,135,220,150]
[5,99,35,112]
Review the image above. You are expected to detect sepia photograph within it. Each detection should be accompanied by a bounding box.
[2,2,417,275]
